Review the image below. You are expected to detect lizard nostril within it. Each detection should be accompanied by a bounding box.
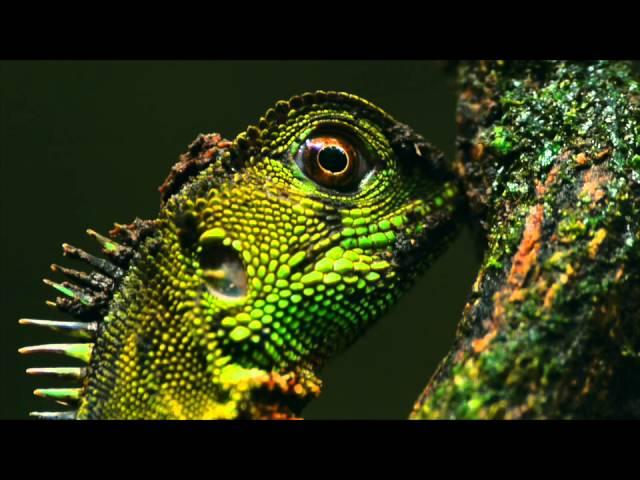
[199,240,248,300]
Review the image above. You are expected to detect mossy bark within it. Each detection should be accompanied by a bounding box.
[411,61,640,419]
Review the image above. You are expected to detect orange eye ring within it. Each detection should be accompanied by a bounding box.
[297,135,363,191]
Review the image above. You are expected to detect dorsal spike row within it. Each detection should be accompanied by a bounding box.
[62,243,124,279]
[86,228,134,265]
[157,133,235,205]
[108,218,158,247]
[45,296,98,320]
[86,228,126,253]
[26,367,87,380]
[42,278,95,306]
[22,220,154,420]
[34,388,81,404]
[50,263,114,292]
[19,343,94,364]
[43,281,109,321]
[38,226,131,323]
[19,318,97,339]
[30,411,77,420]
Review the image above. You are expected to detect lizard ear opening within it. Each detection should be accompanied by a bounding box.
[199,240,248,300]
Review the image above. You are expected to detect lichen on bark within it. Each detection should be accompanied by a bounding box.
[411,61,640,419]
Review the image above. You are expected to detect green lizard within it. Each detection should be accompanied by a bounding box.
[20,91,460,419]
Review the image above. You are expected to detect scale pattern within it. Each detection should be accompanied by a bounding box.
[21,91,461,419]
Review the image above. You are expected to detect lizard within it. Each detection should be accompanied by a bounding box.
[19,90,461,419]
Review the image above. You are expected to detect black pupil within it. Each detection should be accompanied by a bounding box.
[317,146,349,173]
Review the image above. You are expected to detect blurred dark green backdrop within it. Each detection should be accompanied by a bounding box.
[1,61,480,419]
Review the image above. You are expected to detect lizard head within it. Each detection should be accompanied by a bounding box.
[21,91,461,419]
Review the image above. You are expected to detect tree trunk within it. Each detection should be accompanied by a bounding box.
[411,61,640,419]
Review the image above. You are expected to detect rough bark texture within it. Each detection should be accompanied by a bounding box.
[411,61,640,419]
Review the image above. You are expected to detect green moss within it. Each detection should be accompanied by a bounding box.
[412,61,640,420]
[490,126,514,154]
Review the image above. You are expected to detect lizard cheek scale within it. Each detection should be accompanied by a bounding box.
[20,91,462,419]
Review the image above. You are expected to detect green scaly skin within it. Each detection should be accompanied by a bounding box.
[23,91,461,419]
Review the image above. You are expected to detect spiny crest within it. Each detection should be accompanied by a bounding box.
[19,219,157,419]
[158,133,238,206]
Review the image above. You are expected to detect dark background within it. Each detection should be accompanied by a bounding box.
[1,61,480,419]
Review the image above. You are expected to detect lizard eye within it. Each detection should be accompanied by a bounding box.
[295,132,371,192]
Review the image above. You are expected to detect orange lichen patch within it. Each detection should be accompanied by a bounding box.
[595,148,612,162]
[492,294,507,325]
[543,282,561,310]
[472,329,497,353]
[575,152,590,167]
[491,204,544,325]
[581,165,610,204]
[491,296,507,322]
[545,164,561,186]
[508,205,544,286]
[535,165,560,197]
[471,143,485,162]
[588,228,608,259]
[509,288,527,302]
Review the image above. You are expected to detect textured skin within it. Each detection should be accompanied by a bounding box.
[411,61,640,419]
[24,91,461,419]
